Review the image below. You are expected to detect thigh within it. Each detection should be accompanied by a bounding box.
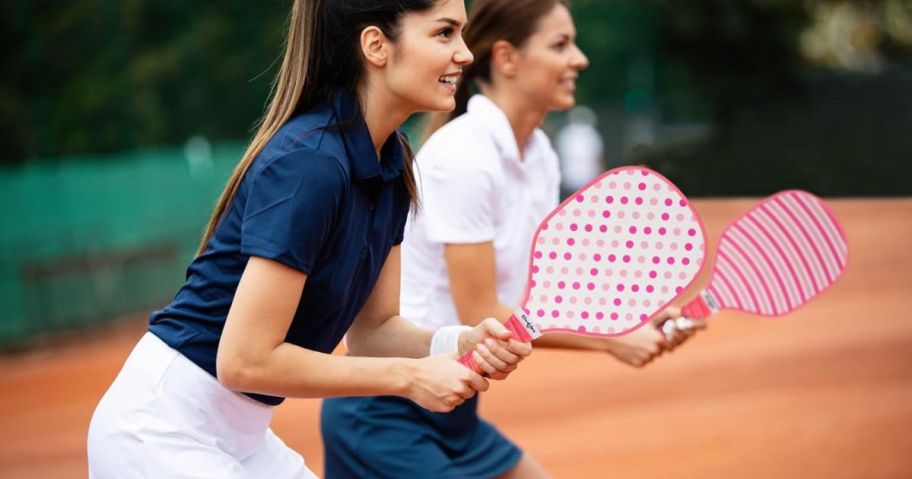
[322,397,452,479]
[88,333,277,479]
[142,432,246,479]
[242,428,317,479]
[90,413,246,479]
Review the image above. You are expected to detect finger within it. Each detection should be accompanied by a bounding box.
[447,394,465,408]
[674,320,699,343]
[454,384,474,400]
[654,331,670,353]
[465,366,490,392]
[474,352,500,377]
[650,306,682,324]
[676,317,696,332]
[484,338,521,366]
[481,317,513,341]
[482,366,509,381]
[685,318,708,331]
[663,323,678,345]
[676,318,706,332]
[470,351,498,378]
[504,338,532,357]
[477,342,514,372]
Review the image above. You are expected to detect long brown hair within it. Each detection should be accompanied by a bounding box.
[421,0,570,142]
[197,0,438,255]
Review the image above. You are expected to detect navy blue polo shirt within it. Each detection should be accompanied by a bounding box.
[149,91,411,405]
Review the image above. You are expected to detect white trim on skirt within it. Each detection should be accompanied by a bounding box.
[87,332,317,478]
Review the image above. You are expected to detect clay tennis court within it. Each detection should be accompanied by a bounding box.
[1,198,910,478]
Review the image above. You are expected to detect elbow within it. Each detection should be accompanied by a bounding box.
[344,330,368,357]
[216,352,260,392]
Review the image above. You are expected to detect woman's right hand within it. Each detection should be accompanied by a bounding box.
[401,354,489,412]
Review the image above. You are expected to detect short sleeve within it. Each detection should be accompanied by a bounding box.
[417,142,496,244]
[240,149,347,273]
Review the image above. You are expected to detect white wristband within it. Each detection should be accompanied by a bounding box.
[429,325,472,356]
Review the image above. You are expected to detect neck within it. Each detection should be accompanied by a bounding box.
[359,81,412,158]
[480,84,547,159]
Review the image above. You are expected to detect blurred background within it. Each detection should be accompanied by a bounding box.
[1,1,911,477]
[2,0,911,347]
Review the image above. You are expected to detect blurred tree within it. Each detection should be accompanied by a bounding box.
[655,0,811,130]
[1,0,288,163]
[639,0,912,195]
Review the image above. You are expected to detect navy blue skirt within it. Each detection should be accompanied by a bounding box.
[321,395,522,479]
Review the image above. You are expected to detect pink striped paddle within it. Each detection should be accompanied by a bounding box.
[459,166,706,372]
[665,190,847,335]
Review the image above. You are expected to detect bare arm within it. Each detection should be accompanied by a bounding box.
[345,246,437,359]
[216,256,489,411]
[444,242,514,324]
[216,256,423,398]
[347,246,530,379]
[445,242,695,367]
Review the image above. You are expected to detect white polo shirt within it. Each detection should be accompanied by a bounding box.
[401,95,560,330]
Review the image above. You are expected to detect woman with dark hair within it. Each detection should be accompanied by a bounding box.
[321,1,703,477]
[86,1,531,477]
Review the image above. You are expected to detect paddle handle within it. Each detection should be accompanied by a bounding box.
[661,290,719,342]
[457,311,539,373]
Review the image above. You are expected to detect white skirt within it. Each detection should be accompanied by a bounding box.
[87,332,317,478]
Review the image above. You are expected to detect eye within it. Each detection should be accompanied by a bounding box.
[437,27,455,40]
[552,40,569,52]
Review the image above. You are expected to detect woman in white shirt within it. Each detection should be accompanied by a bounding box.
[321,1,702,477]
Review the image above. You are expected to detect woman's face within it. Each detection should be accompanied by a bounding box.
[513,4,589,112]
[384,0,474,113]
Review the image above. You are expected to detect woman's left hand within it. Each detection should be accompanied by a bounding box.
[458,318,532,380]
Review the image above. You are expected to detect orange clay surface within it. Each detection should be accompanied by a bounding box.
[1,198,910,478]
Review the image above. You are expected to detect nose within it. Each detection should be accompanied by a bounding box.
[571,44,589,71]
[454,35,475,66]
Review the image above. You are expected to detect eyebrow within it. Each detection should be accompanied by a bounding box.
[435,17,466,28]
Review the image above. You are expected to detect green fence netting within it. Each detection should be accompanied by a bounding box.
[0,141,244,349]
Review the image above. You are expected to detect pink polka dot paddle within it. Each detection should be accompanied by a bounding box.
[459,166,706,372]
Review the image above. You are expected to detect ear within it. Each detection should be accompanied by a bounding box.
[490,39,519,78]
[361,26,389,67]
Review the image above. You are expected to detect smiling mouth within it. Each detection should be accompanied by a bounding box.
[439,71,461,87]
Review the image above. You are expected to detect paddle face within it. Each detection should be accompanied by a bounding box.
[707,190,848,316]
[521,166,706,337]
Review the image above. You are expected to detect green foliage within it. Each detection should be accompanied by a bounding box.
[2,0,288,162]
[654,0,811,122]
